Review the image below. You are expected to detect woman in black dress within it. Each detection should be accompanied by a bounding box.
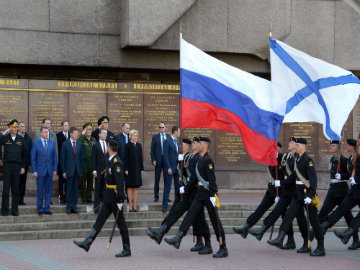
[124,129,144,212]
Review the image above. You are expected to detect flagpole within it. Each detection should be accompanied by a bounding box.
[179,23,185,202]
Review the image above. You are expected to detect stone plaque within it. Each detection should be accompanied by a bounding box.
[69,92,106,130]
[283,122,318,161]
[142,83,180,168]
[29,92,68,138]
[353,97,360,139]
[215,131,252,170]
[107,83,144,143]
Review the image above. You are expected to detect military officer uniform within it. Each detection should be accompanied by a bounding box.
[164,137,228,258]
[91,116,115,142]
[248,139,298,249]
[74,140,131,257]
[147,137,211,254]
[0,119,26,216]
[233,142,283,239]
[268,138,325,256]
[78,122,96,203]
[318,139,360,249]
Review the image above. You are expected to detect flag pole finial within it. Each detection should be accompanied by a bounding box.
[180,23,183,38]
[269,21,272,38]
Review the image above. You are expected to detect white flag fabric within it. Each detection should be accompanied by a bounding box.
[270,38,360,140]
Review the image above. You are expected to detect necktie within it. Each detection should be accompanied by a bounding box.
[103,141,106,156]
[73,141,77,155]
[65,133,68,139]
[161,134,164,154]
[174,139,178,153]
[44,139,48,154]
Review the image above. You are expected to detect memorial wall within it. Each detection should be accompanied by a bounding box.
[0,78,359,189]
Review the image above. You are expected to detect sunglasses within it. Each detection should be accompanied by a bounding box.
[159,126,165,129]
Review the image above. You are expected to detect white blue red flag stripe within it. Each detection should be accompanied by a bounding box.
[180,38,287,165]
[270,38,360,140]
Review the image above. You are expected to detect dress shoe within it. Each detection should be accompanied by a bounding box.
[310,239,325,256]
[86,200,93,203]
[19,201,26,205]
[66,209,72,214]
[2,212,9,216]
[44,211,53,215]
[115,244,131,257]
[164,230,185,249]
[168,199,172,202]
[213,245,228,258]
[297,244,311,253]
[11,212,19,216]
[154,198,159,202]
[72,209,79,214]
[38,212,44,215]
[162,208,167,213]
[348,241,360,250]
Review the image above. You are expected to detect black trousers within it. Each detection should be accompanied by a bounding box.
[247,189,275,227]
[93,190,130,246]
[263,195,294,236]
[58,169,66,202]
[350,211,360,230]
[327,192,360,227]
[18,167,28,203]
[319,184,353,226]
[94,175,105,210]
[154,159,166,199]
[179,196,225,244]
[162,191,210,238]
[1,162,21,215]
[280,198,323,241]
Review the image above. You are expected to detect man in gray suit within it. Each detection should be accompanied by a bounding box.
[34,118,58,159]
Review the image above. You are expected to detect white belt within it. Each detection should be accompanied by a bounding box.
[330,179,342,183]
[269,179,274,185]
[296,181,304,185]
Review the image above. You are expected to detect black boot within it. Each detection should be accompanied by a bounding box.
[115,244,131,257]
[248,225,267,241]
[213,244,228,258]
[164,230,185,249]
[333,227,354,245]
[310,239,325,256]
[148,224,168,245]
[297,239,311,253]
[198,237,213,255]
[281,234,296,250]
[232,223,250,239]
[310,221,329,241]
[267,231,285,247]
[73,228,98,252]
[190,236,204,252]
[348,231,360,250]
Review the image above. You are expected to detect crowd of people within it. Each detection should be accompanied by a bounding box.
[0,116,178,216]
[1,116,360,258]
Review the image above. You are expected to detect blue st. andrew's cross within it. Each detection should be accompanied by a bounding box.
[270,38,360,140]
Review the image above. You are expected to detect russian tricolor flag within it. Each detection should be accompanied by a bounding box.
[180,38,287,165]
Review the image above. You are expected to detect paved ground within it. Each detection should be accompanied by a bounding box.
[0,233,359,270]
[0,190,359,269]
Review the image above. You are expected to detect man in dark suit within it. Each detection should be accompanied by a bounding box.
[163,126,181,206]
[31,127,57,215]
[91,116,115,142]
[61,127,84,214]
[115,123,130,162]
[150,122,172,204]
[56,121,70,204]
[92,128,109,213]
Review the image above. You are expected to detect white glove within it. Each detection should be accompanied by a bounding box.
[210,197,216,207]
[335,173,341,180]
[274,180,281,187]
[350,177,356,185]
[179,186,185,194]
[275,197,280,204]
[178,154,184,161]
[304,197,312,204]
[117,203,123,210]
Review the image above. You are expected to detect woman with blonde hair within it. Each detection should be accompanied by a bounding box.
[124,129,144,212]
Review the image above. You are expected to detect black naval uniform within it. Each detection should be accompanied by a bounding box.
[148,152,211,249]
[318,155,353,225]
[249,153,297,247]
[0,133,26,216]
[269,152,324,256]
[322,154,360,239]
[165,152,228,258]
[73,154,130,256]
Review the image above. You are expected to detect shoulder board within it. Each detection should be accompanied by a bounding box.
[308,161,314,167]
[113,157,117,163]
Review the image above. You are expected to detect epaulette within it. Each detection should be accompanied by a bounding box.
[113,157,118,163]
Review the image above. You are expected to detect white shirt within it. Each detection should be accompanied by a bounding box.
[109,154,116,161]
[11,136,16,141]
[100,139,107,154]
[63,132,68,139]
